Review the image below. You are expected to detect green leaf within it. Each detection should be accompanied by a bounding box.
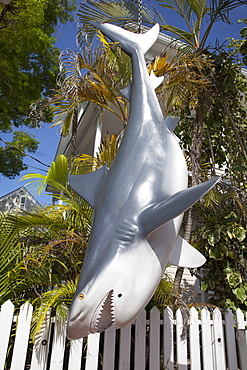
[208,280,215,290]
[226,230,233,239]
[209,245,223,260]
[232,225,246,242]
[225,299,238,311]
[207,229,221,245]
[233,287,247,303]
[240,27,247,37]
[201,282,208,291]
[161,24,195,46]
[226,271,242,288]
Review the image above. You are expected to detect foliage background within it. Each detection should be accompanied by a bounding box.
[0,0,76,179]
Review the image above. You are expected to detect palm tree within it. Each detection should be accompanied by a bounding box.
[0,133,122,339]
[0,155,93,338]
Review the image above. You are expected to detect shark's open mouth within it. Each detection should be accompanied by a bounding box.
[91,289,116,333]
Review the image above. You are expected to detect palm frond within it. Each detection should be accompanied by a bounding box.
[159,0,247,49]
[73,133,121,171]
[187,0,208,20]
[0,204,89,305]
[158,0,193,22]
[51,41,129,127]
[21,155,69,195]
[201,0,247,48]
[146,274,174,311]
[153,53,211,112]
[32,279,77,342]
[160,24,196,47]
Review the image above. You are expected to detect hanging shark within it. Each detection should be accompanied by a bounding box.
[66,22,220,340]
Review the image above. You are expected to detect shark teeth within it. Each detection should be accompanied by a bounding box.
[91,290,116,333]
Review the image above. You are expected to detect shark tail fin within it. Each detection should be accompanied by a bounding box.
[91,22,160,56]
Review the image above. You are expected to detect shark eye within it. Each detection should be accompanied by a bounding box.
[78,293,85,300]
[118,293,122,298]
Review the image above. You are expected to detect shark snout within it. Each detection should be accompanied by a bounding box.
[67,289,116,339]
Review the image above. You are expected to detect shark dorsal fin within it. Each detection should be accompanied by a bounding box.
[121,71,163,100]
[140,176,220,236]
[68,165,107,208]
[164,116,180,132]
[168,235,206,267]
[150,70,164,90]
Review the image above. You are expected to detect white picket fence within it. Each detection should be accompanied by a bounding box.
[0,300,247,370]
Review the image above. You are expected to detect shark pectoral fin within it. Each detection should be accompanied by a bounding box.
[169,235,206,267]
[68,165,107,208]
[141,176,221,236]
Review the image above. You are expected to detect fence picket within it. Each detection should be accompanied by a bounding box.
[119,323,131,370]
[10,302,33,370]
[189,307,201,370]
[68,339,83,370]
[225,309,238,370]
[176,308,187,370]
[85,332,100,370]
[212,308,226,370]
[30,309,52,370]
[236,308,247,370]
[236,308,246,330]
[163,307,174,370]
[103,325,116,370]
[49,317,67,370]
[134,309,146,370]
[149,307,160,370]
[201,308,214,370]
[0,300,14,370]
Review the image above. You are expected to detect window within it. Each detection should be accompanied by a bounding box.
[20,196,26,209]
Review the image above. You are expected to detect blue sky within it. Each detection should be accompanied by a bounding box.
[0,0,246,205]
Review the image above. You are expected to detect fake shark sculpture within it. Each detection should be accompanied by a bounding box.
[67,22,220,340]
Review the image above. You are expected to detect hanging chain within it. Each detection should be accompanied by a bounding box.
[136,0,142,33]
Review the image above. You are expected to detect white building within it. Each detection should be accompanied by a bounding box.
[0,186,42,213]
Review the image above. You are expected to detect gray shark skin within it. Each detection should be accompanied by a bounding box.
[67,22,220,340]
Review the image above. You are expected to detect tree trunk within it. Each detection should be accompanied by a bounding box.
[172,207,193,305]
[171,100,206,337]
[70,106,78,158]
[172,98,205,303]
